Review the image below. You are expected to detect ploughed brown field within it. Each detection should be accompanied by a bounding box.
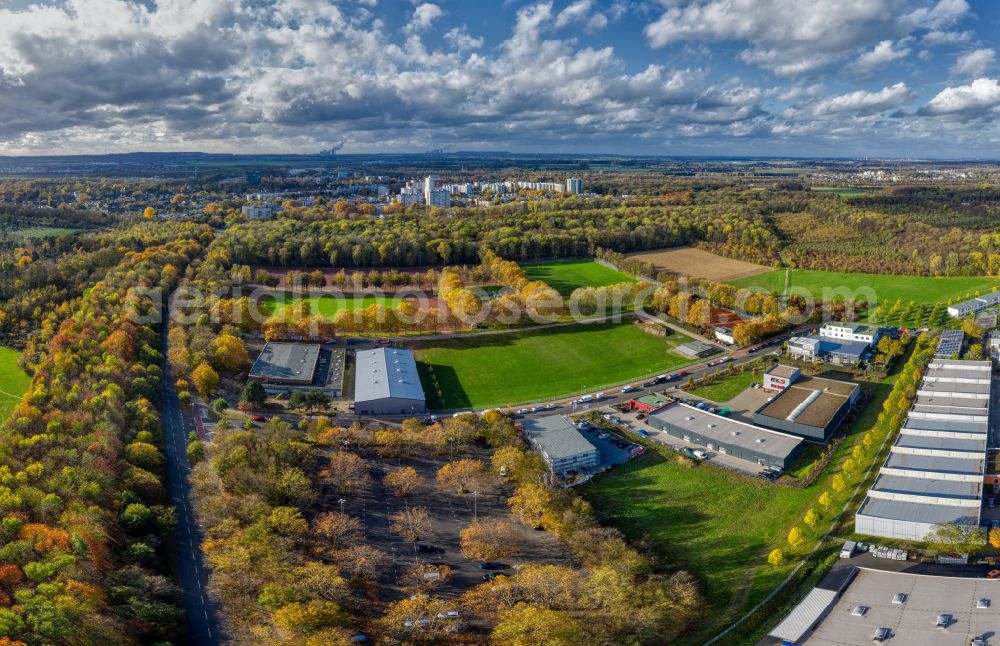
[626,246,771,282]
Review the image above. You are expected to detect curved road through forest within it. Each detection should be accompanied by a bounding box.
[160,299,225,645]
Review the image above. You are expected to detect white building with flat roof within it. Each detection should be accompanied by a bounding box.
[947,290,1000,317]
[820,322,886,346]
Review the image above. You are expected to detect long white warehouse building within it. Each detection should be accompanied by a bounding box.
[855,358,992,541]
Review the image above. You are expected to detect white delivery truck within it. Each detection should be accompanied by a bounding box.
[840,540,857,558]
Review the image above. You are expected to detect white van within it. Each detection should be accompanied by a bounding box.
[578,395,594,403]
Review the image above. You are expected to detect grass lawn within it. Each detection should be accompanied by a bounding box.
[688,371,757,403]
[0,348,30,422]
[810,187,872,198]
[259,293,406,317]
[730,269,1000,310]
[7,226,82,241]
[521,259,636,297]
[413,322,693,410]
[583,452,816,643]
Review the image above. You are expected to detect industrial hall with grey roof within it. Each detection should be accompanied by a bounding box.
[353,348,426,416]
[855,358,992,541]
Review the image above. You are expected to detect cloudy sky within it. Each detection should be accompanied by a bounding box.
[1,0,999,157]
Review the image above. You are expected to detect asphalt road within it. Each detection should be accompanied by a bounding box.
[161,310,225,644]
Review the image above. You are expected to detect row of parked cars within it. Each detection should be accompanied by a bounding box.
[677,446,708,461]
[671,396,731,417]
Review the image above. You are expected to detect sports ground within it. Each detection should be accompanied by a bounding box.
[0,348,30,422]
[414,322,693,410]
[521,259,636,297]
[730,269,1000,307]
[258,293,407,317]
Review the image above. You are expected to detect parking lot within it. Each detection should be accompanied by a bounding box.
[571,413,644,469]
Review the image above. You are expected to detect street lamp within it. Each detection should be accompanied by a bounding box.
[472,490,479,521]
[338,498,346,515]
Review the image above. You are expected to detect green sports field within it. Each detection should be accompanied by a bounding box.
[259,293,406,317]
[810,187,872,198]
[730,269,1000,308]
[0,348,30,422]
[414,322,693,410]
[521,259,636,297]
[6,226,81,241]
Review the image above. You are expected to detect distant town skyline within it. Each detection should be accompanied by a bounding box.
[1,0,999,157]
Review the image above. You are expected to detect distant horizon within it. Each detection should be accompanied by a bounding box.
[1,150,999,163]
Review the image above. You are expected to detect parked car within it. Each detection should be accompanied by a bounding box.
[992,520,999,530]
[641,380,657,387]
[436,611,461,620]
[637,429,649,437]
[482,572,507,581]
[621,385,635,393]
[692,450,707,460]
[252,415,266,422]
[515,409,530,415]
[636,412,647,420]
[403,619,432,628]
[597,433,610,440]
[478,562,510,570]
[416,544,443,554]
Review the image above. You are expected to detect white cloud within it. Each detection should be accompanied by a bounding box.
[444,27,484,51]
[0,0,991,155]
[407,3,443,32]
[920,77,1000,116]
[922,29,971,46]
[952,48,995,77]
[903,0,970,31]
[810,82,914,115]
[644,0,970,77]
[847,40,911,76]
[555,0,608,32]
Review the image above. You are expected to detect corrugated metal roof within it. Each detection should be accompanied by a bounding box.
[353,348,426,403]
[857,497,980,525]
[768,587,839,643]
[857,357,989,534]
